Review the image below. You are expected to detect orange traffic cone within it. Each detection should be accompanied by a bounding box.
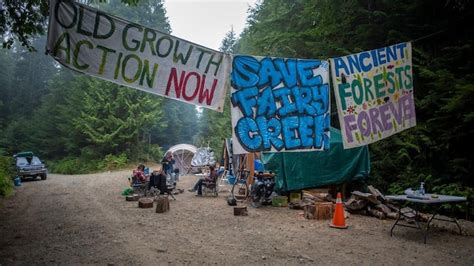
[329,192,348,229]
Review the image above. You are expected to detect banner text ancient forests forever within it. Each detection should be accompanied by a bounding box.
[330,42,416,149]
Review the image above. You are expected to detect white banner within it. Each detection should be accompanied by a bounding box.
[330,42,416,149]
[46,0,230,111]
[230,55,331,154]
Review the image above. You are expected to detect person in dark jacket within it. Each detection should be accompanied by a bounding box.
[148,168,167,193]
[161,152,175,178]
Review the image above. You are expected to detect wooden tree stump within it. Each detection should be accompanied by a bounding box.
[304,202,333,220]
[315,202,333,220]
[234,206,248,216]
[155,196,170,213]
[138,198,154,208]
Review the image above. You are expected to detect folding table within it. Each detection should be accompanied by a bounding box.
[386,194,466,244]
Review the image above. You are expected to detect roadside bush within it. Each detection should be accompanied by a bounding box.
[127,143,163,163]
[49,157,100,174]
[98,153,128,171]
[0,156,14,197]
[49,158,82,174]
[143,144,163,162]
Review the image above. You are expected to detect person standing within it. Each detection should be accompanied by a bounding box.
[161,152,175,182]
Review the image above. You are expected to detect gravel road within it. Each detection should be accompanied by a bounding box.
[1,169,473,264]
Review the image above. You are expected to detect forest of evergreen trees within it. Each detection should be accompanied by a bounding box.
[0,0,473,216]
[0,0,232,176]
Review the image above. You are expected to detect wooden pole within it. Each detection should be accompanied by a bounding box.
[247,153,255,185]
[223,141,228,170]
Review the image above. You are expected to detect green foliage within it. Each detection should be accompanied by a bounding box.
[157,99,200,147]
[236,0,474,218]
[0,156,14,197]
[98,153,128,171]
[220,28,238,54]
[49,157,98,175]
[196,95,231,159]
[140,144,164,162]
[0,0,150,50]
[2,0,472,219]
[97,0,171,33]
[50,153,129,174]
[193,29,237,159]
[0,1,176,173]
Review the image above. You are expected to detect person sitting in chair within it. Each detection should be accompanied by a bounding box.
[189,165,218,196]
[132,164,147,184]
[148,167,167,193]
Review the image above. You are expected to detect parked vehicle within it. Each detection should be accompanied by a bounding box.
[14,152,48,180]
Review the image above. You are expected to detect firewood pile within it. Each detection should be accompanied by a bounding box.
[290,186,431,221]
[296,189,335,220]
[346,185,400,219]
[288,189,333,210]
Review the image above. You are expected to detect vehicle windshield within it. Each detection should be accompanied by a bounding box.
[31,156,42,165]
[16,157,28,166]
[16,156,43,166]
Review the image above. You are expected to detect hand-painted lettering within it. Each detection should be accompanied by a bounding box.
[231,55,330,153]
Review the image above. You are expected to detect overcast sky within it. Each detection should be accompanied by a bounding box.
[163,0,258,51]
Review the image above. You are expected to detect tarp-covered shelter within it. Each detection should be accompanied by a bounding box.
[262,127,370,191]
[166,144,197,174]
[191,147,216,167]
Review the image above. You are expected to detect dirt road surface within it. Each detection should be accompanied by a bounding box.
[1,170,473,265]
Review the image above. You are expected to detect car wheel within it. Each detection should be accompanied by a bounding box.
[41,174,47,180]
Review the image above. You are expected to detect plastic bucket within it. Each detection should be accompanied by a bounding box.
[14,177,21,187]
[227,175,236,185]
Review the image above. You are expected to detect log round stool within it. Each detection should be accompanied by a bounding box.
[126,194,139,201]
[155,196,170,213]
[138,198,154,208]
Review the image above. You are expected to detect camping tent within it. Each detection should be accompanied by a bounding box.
[262,127,370,191]
[165,144,197,174]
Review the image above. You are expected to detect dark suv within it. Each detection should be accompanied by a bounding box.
[14,152,48,180]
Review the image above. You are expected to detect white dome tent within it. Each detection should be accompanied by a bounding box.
[165,144,198,175]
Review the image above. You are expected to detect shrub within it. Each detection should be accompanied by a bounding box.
[49,157,100,174]
[144,144,163,162]
[48,157,83,174]
[99,153,128,171]
[0,156,14,197]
